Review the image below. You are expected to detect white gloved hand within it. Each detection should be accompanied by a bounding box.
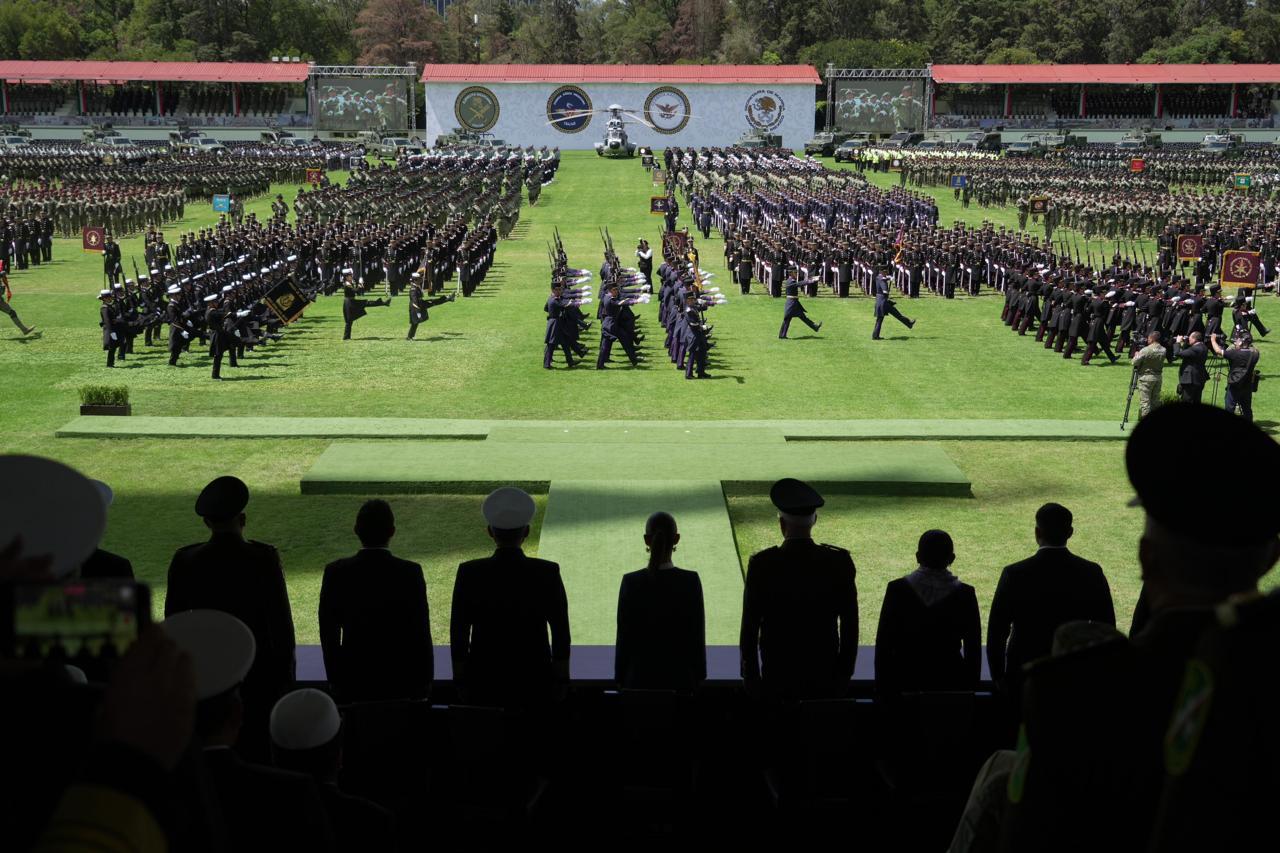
[110,333,117,341]
[182,331,189,339]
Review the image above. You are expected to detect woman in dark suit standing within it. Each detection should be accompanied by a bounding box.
[874,529,981,697]
[615,512,706,693]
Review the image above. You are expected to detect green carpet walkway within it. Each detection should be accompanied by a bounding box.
[297,439,971,496]
[56,415,1136,441]
[537,480,744,644]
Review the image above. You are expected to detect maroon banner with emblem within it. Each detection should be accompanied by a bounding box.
[305,167,323,185]
[1029,196,1049,215]
[1130,157,1146,173]
[82,225,105,253]
[1221,249,1261,287]
[1176,234,1203,263]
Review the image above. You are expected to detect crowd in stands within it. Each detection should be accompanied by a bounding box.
[933,85,1276,128]
[0,402,1276,851]
[68,84,297,119]
[4,84,67,115]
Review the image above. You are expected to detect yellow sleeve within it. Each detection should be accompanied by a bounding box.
[32,784,167,853]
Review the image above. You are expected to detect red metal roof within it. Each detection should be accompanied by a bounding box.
[0,60,310,84]
[931,64,1280,85]
[421,64,821,85]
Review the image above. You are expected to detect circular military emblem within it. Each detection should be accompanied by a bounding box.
[644,86,691,135]
[1230,254,1254,281]
[745,89,786,131]
[454,86,499,133]
[84,229,102,248]
[1180,237,1199,256]
[547,85,592,134]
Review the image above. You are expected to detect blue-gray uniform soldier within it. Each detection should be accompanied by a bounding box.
[779,277,822,339]
[873,267,915,340]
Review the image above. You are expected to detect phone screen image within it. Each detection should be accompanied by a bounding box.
[11,581,147,666]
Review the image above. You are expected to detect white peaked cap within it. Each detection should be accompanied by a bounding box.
[162,609,256,700]
[482,487,536,529]
[270,689,341,750]
[0,456,106,579]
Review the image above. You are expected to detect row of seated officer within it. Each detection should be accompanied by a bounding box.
[2,401,1276,851]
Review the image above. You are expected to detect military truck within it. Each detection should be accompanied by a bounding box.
[955,131,1002,152]
[1004,139,1043,157]
[735,127,783,149]
[881,130,925,149]
[1040,131,1086,151]
[1115,129,1163,152]
[833,134,873,162]
[803,129,853,156]
[82,123,122,143]
[1199,132,1242,155]
[260,129,296,144]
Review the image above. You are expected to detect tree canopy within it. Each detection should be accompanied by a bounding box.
[0,0,1276,68]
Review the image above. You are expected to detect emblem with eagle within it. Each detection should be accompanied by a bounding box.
[643,86,691,135]
[745,89,786,131]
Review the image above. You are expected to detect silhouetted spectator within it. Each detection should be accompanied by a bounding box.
[953,405,1280,853]
[165,609,335,852]
[874,530,981,697]
[615,512,706,693]
[164,476,295,758]
[740,478,858,701]
[79,479,134,580]
[270,689,397,852]
[318,500,432,703]
[986,502,1114,683]
[450,487,570,708]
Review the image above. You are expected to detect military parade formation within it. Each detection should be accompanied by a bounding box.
[0,125,1270,417]
[56,142,558,377]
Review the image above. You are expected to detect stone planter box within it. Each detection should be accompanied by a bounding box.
[80,404,131,416]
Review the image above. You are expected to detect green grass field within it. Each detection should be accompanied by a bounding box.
[2,152,1275,645]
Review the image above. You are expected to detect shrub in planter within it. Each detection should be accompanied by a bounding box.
[79,385,131,415]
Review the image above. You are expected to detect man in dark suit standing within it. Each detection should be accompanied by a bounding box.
[318,499,433,703]
[739,478,858,701]
[450,487,570,708]
[165,476,296,759]
[986,502,1115,683]
[1172,331,1209,404]
[872,266,914,340]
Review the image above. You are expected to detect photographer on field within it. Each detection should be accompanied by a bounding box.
[1171,331,1209,404]
[1209,331,1261,421]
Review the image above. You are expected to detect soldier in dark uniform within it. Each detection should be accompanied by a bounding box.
[778,276,822,339]
[450,487,570,709]
[635,239,653,287]
[405,272,454,341]
[340,271,390,341]
[872,266,914,340]
[739,478,858,701]
[103,234,122,285]
[682,289,711,379]
[544,281,579,369]
[98,288,123,367]
[164,476,296,760]
[596,281,642,369]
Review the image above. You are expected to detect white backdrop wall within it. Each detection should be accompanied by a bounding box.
[423,81,817,149]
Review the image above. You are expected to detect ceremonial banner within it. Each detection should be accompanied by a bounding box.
[950,175,969,189]
[1177,234,1203,263]
[662,231,688,255]
[1221,250,1261,287]
[1233,173,1253,190]
[212,194,231,213]
[1029,196,1049,215]
[651,168,666,185]
[81,226,105,253]
[649,196,671,215]
[262,278,308,324]
[889,158,903,172]
[1130,158,1146,173]
[305,168,323,185]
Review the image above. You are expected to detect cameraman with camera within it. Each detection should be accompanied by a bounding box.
[1171,331,1209,404]
[1210,331,1261,421]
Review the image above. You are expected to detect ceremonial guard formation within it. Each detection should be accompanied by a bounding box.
[69,143,554,375]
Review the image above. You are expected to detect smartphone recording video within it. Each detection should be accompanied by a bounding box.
[3,581,151,678]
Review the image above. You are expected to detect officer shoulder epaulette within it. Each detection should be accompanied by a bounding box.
[818,542,850,554]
